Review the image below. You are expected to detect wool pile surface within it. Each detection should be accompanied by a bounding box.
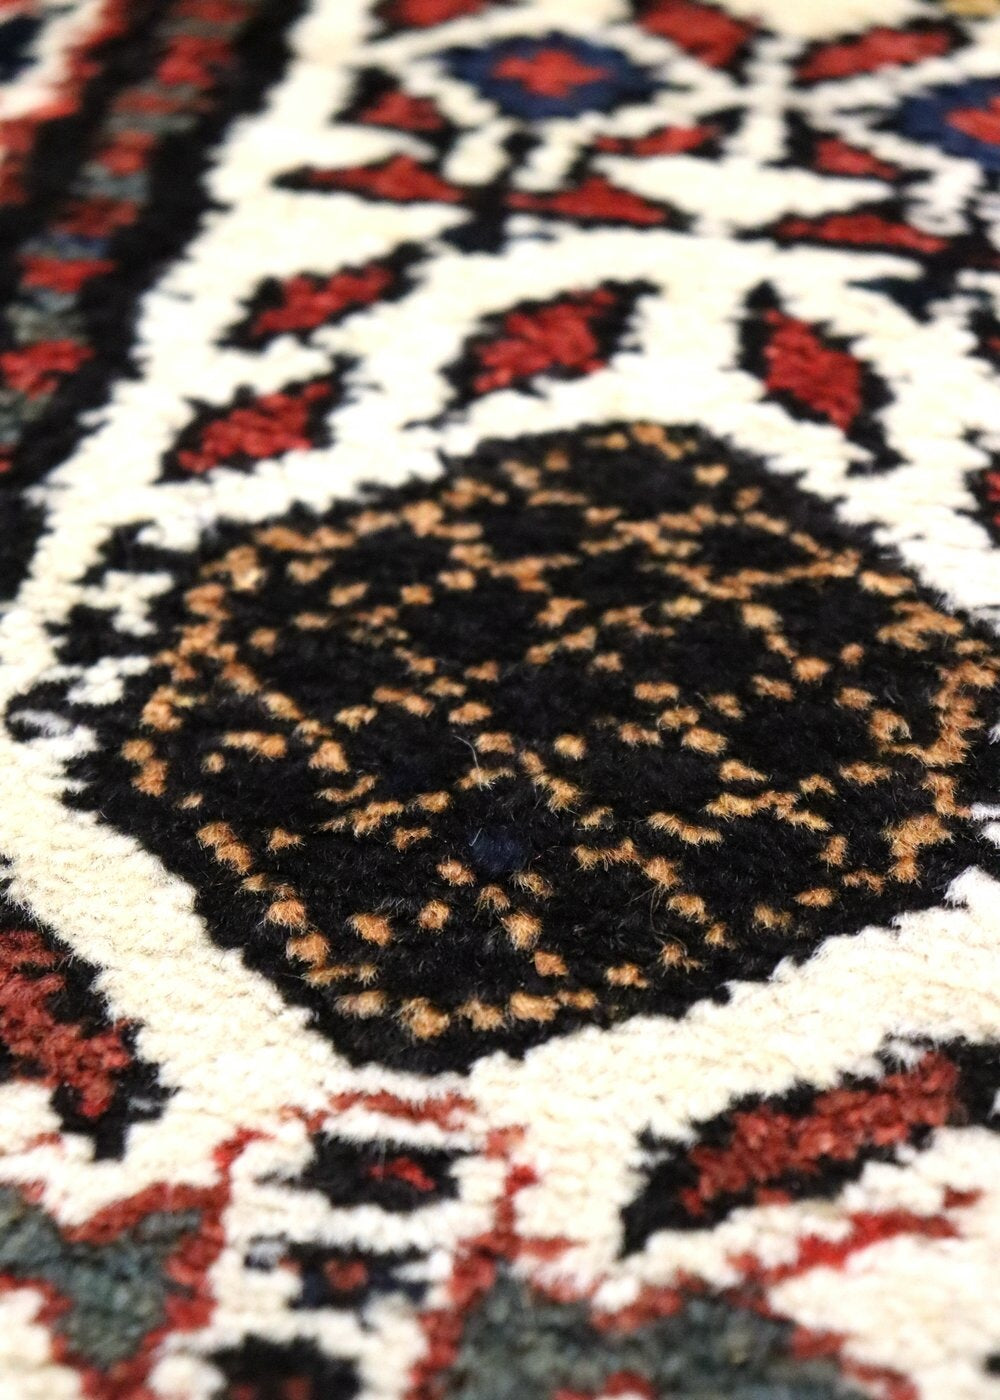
[5,0,1000,1395]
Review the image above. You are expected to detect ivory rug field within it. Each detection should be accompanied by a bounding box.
[2,0,1000,1396]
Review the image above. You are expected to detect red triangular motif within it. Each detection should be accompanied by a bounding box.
[636,0,755,69]
[507,174,670,227]
[356,85,447,134]
[797,25,954,84]
[378,0,497,30]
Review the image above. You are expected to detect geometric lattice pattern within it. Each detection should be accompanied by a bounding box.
[2,1,1000,1397]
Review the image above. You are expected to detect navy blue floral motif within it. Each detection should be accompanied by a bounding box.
[897,78,1000,171]
[443,32,656,119]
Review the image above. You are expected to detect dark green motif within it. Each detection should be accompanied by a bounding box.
[0,1187,201,1369]
[443,1271,867,1400]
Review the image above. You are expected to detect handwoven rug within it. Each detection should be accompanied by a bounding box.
[3,0,1000,1395]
